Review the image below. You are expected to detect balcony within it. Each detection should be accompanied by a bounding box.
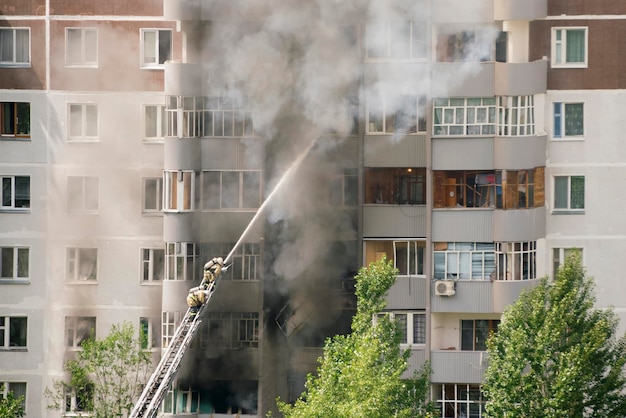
[495,60,547,96]
[364,133,426,167]
[494,0,547,20]
[430,350,487,384]
[431,277,542,313]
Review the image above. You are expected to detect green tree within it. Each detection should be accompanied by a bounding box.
[275,258,437,418]
[45,321,152,418]
[483,253,626,417]
[0,385,25,418]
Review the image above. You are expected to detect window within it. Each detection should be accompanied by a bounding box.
[65,316,96,348]
[144,104,166,140]
[162,383,199,414]
[554,175,584,211]
[200,96,254,137]
[494,242,536,281]
[503,168,545,210]
[553,247,583,278]
[436,29,493,62]
[67,176,99,211]
[166,242,198,281]
[68,103,98,140]
[364,240,426,276]
[552,27,587,68]
[461,319,499,351]
[162,311,182,348]
[387,311,426,345]
[142,248,165,282]
[198,170,261,210]
[1,175,30,209]
[433,169,545,210]
[66,27,97,67]
[497,96,534,136]
[0,382,26,411]
[65,383,94,414]
[0,317,27,348]
[164,95,256,138]
[433,98,496,136]
[221,243,259,281]
[66,248,97,281]
[0,28,30,66]
[1,102,30,137]
[142,177,163,213]
[164,170,194,211]
[435,383,485,418]
[139,317,159,349]
[367,95,427,134]
[200,312,259,349]
[553,102,583,138]
[365,168,426,205]
[141,29,172,68]
[434,242,496,280]
[236,313,259,348]
[0,247,29,280]
[366,21,428,60]
[329,168,358,207]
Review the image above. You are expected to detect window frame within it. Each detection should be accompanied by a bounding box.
[67,176,99,213]
[1,102,31,138]
[0,27,30,67]
[0,246,29,281]
[142,177,163,214]
[433,97,497,136]
[66,247,98,282]
[139,317,159,350]
[1,175,30,211]
[0,382,27,412]
[553,175,585,212]
[65,316,96,349]
[365,21,428,61]
[67,103,99,141]
[552,247,584,278]
[197,170,262,211]
[165,242,198,281]
[140,28,172,69]
[551,27,588,69]
[386,311,426,347]
[433,242,496,281]
[143,104,166,141]
[553,102,584,139]
[461,319,500,351]
[435,383,485,418]
[366,95,427,134]
[161,311,182,349]
[0,316,28,349]
[141,248,165,283]
[65,27,98,68]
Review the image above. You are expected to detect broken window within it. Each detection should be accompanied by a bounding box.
[365,168,426,205]
[367,95,427,134]
[65,316,96,348]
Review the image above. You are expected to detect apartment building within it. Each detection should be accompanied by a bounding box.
[1,0,625,417]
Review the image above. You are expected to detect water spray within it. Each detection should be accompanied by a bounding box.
[224,137,318,265]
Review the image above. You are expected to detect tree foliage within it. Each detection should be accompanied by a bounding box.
[45,321,152,418]
[0,385,25,418]
[483,253,626,417]
[275,258,437,418]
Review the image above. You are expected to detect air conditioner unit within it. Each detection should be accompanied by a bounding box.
[435,280,456,296]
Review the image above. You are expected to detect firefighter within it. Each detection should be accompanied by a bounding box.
[200,257,225,289]
[187,286,209,315]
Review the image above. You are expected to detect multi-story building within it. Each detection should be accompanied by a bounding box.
[1,0,625,417]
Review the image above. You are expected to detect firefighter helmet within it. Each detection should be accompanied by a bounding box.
[204,257,224,271]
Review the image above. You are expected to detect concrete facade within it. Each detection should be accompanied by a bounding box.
[1,1,625,417]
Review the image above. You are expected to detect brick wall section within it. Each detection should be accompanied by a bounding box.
[0,20,46,89]
[549,0,626,16]
[530,19,626,89]
[49,0,163,16]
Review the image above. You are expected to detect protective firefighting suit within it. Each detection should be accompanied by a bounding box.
[200,257,224,289]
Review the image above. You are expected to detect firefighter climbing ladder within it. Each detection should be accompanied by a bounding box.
[128,282,217,418]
